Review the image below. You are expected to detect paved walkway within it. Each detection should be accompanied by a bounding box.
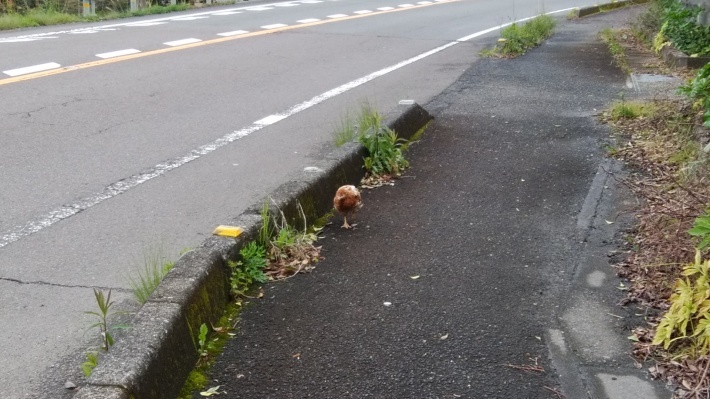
[206,7,671,398]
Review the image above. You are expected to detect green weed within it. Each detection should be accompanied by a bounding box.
[228,242,267,297]
[483,15,556,57]
[356,109,409,177]
[81,351,98,377]
[84,289,125,351]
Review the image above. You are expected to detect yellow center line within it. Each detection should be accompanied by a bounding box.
[0,0,458,86]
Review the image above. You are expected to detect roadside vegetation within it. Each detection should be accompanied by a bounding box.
[0,0,194,31]
[333,103,412,187]
[481,14,556,58]
[597,1,710,396]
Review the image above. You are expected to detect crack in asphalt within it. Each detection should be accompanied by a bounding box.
[0,276,129,292]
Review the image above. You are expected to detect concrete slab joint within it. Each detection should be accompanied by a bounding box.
[75,102,432,399]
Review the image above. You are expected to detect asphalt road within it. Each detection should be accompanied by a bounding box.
[0,0,598,397]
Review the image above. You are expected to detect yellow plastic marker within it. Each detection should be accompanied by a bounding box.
[212,225,243,238]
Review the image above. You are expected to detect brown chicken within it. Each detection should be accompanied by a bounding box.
[333,185,362,229]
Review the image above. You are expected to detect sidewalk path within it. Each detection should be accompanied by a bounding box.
[207,8,670,398]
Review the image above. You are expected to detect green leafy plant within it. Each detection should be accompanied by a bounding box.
[356,110,409,177]
[654,0,710,56]
[679,63,710,128]
[228,241,268,297]
[653,251,710,358]
[690,210,710,250]
[600,28,631,75]
[128,249,174,305]
[81,351,98,377]
[258,201,273,248]
[197,323,209,357]
[85,289,124,351]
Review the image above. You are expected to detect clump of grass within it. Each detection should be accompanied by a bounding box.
[600,28,632,75]
[128,248,174,304]
[610,100,655,120]
[482,15,556,57]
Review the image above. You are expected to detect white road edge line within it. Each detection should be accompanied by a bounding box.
[0,7,575,249]
[164,38,202,46]
[327,14,348,18]
[261,23,288,29]
[297,18,321,23]
[217,30,250,37]
[3,62,61,77]
[96,49,141,59]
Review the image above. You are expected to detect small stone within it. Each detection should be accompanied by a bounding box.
[64,381,76,390]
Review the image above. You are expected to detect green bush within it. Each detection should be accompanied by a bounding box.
[655,0,710,56]
[679,63,710,127]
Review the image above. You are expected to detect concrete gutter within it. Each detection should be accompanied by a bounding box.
[74,102,432,399]
[576,0,649,18]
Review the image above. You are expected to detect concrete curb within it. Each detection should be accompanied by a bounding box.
[576,0,649,18]
[74,102,432,399]
[660,45,710,69]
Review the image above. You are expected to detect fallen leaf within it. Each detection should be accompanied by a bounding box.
[200,386,221,396]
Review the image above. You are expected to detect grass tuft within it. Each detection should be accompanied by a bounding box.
[128,249,174,304]
[482,15,556,57]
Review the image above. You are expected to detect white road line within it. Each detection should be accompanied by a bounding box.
[297,18,321,23]
[327,14,348,18]
[128,21,168,27]
[299,0,323,3]
[417,1,433,4]
[172,16,209,21]
[164,38,202,46]
[353,10,372,14]
[398,4,415,7]
[217,30,250,37]
[69,30,99,34]
[274,2,299,6]
[255,114,288,125]
[261,23,288,29]
[212,11,242,15]
[0,38,40,43]
[377,6,394,10]
[3,62,61,77]
[96,48,142,59]
[246,6,273,10]
[0,7,576,249]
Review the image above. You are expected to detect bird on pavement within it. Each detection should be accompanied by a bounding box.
[333,185,362,229]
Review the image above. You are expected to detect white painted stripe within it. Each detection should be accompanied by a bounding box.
[377,6,394,10]
[297,18,320,23]
[128,21,168,26]
[3,62,61,77]
[417,1,433,4]
[353,10,372,14]
[212,11,242,15]
[163,38,202,46]
[217,30,249,37]
[274,2,299,6]
[0,7,576,249]
[96,48,141,59]
[299,0,322,3]
[69,30,99,34]
[172,16,209,21]
[261,23,288,29]
[0,38,40,43]
[327,13,348,18]
[255,114,288,125]
[246,6,273,10]
[398,4,415,7]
